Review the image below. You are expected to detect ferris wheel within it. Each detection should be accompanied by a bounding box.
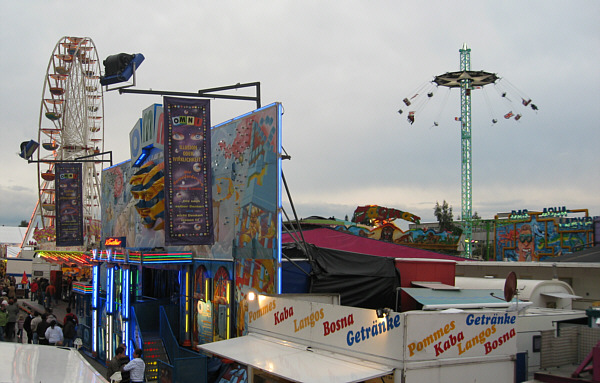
[30,36,104,247]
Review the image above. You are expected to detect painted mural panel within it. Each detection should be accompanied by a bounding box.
[210,103,281,259]
[495,208,595,261]
[235,259,275,336]
[101,153,166,249]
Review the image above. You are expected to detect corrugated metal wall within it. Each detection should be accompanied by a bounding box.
[540,326,600,369]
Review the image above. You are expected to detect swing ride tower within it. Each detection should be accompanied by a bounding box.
[433,44,498,257]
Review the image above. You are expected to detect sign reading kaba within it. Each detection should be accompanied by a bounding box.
[130,104,164,165]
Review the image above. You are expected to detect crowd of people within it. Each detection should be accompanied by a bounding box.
[1,273,146,382]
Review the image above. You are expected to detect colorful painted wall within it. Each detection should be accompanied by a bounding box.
[495,208,595,261]
[209,104,281,260]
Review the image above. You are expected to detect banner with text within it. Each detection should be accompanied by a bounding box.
[404,311,517,360]
[55,163,84,247]
[164,97,213,245]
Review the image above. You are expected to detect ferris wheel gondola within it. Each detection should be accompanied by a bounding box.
[29,36,104,247]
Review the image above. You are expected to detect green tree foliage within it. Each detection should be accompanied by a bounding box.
[19,220,28,227]
[434,200,454,232]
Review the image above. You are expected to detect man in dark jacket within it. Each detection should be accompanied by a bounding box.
[106,346,130,382]
[23,312,34,344]
[63,316,77,347]
[37,313,50,345]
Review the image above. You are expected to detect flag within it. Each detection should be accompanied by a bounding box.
[21,271,28,285]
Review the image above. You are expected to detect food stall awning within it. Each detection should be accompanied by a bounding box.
[411,281,460,290]
[35,250,92,266]
[402,287,528,310]
[198,333,394,383]
[541,292,582,299]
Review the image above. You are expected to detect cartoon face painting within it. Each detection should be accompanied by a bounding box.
[516,224,536,261]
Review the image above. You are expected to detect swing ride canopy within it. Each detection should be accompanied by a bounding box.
[433,70,499,88]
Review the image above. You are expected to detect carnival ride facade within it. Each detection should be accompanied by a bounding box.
[399,44,537,257]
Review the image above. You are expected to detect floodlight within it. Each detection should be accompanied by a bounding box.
[18,140,39,160]
[100,53,145,86]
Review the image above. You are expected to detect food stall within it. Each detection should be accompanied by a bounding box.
[199,294,518,383]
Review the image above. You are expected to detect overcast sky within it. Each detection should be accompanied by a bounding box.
[1,1,599,230]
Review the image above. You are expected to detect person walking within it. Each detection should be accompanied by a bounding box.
[30,279,38,302]
[63,307,78,326]
[6,299,19,340]
[122,348,145,383]
[23,312,33,344]
[7,284,16,300]
[16,313,25,343]
[0,302,8,341]
[30,312,41,344]
[45,283,56,309]
[62,316,77,347]
[45,320,63,346]
[37,314,50,345]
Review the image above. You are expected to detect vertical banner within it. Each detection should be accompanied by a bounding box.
[164,97,213,245]
[55,163,84,246]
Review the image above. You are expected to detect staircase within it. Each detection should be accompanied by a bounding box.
[142,333,169,381]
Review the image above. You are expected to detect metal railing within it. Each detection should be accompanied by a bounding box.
[159,306,208,382]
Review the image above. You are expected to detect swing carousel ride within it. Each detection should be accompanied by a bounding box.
[23,36,104,250]
[398,44,538,257]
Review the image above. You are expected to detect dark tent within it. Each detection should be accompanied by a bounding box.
[282,243,400,310]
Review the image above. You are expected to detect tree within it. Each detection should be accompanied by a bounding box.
[19,220,28,227]
[472,211,481,220]
[434,201,454,232]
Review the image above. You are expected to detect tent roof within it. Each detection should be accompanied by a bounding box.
[199,333,393,383]
[0,226,27,245]
[402,287,521,310]
[541,245,600,263]
[282,227,467,261]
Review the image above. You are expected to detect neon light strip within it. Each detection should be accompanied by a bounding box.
[73,282,93,294]
[122,269,130,319]
[92,264,99,353]
[107,317,113,361]
[185,270,189,333]
[107,267,114,313]
[277,103,283,294]
[92,266,99,308]
[226,281,230,339]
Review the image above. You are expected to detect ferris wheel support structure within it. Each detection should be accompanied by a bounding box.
[21,36,105,250]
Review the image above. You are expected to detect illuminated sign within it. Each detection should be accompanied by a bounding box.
[559,216,595,230]
[540,206,568,218]
[104,236,126,248]
[509,209,529,219]
[129,118,142,161]
[141,104,164,150]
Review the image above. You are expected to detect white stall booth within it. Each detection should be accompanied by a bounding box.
[199,294,518,383]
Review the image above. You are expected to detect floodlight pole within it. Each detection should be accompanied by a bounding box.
[27,151,113,167]
[118,82,261,109]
